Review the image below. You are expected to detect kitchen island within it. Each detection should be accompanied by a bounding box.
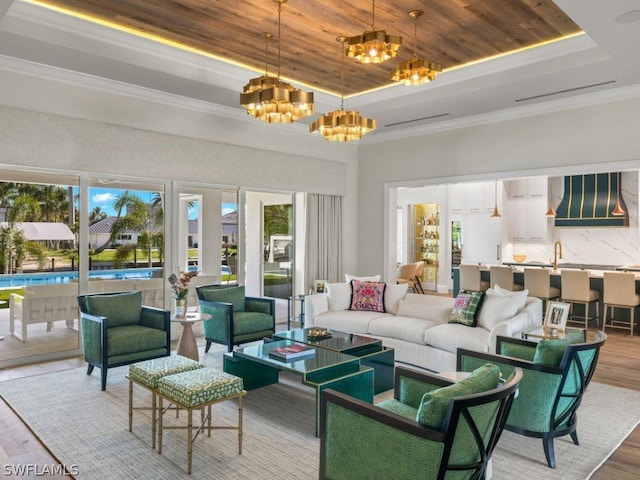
[452,264,640,325]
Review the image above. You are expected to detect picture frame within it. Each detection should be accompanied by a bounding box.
[543,301,570,333]
[313,279,327,294]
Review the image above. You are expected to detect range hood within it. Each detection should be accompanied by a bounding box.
[554,173,629,227]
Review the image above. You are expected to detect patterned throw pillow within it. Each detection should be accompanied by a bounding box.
[448,291,485,327]
[349,280,386,313]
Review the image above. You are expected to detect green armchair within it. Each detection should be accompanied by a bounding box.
[457,329,607,468]
[196,284,275,353]
[320,364,522,480]
[78,291,170,391]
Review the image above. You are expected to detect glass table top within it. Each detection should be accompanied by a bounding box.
[274,328,382,352]
[233,339,358,374]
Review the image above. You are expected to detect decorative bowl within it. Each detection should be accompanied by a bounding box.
[513,254,527,263]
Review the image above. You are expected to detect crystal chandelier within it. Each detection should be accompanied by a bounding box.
[310,37,376,142]
[240,0,314,123]
[346,0,402,64]
[391,10,442,86]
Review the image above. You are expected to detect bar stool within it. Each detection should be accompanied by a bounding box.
[524,268,560,312]
[560,269,600,329]
[603,271,640,337]
[489,266,524,291]
[396,263,417,292]
[459,264,490,292]
[413,261,426,294]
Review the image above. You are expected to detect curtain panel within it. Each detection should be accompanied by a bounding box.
[305,194,343,288]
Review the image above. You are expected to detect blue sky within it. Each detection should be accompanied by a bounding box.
[84,188,236,219]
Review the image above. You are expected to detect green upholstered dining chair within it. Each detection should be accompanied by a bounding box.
[196,284,275,352]
[320,363,522,480]
[78,291,171,391]
[457,329,607,468]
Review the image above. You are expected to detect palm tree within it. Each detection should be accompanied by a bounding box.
[89,206,107,225]
[111,194,162,267]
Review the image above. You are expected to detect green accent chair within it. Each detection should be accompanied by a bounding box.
[457,329,607,468]
[78,291,171,391]
[319,364,522,480]
[196,284,275,353]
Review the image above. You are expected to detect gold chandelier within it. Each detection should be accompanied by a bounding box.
[239,0,314,123]
[391,10,442,86]
[310,37,376,142]
[346,0,402,64]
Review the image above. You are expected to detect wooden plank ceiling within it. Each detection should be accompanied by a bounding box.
[36,0,581,96]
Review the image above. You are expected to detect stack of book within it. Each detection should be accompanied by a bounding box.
[269,344,316,361]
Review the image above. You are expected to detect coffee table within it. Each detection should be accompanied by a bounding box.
[223,339,374,436]
[273,328,395,394]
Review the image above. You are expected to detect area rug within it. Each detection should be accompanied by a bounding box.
[1,347,639,479]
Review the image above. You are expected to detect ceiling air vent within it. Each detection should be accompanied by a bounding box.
[554,173,629,227]
[515,80,616,103]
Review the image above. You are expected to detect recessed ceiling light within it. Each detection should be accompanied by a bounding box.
[615,10,640,24]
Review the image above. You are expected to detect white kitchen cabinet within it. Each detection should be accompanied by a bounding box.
[509,197,549,243]
[464,215,502,263]
[447,184,467,215]
[507,177,546,199]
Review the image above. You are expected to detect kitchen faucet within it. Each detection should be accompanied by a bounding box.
[553,241,563,270]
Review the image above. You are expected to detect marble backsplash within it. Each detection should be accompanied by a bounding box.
[504,171,640,267]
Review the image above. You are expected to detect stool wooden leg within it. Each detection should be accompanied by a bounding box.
[158,397,163,455]
[238,395,243,455]
[208,405,212,437]
[128,378,133,433]
[187,409,193,474]
[151,393,157,449]
[631,308,635,338]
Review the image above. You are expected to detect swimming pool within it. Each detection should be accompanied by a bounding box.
[0,268,161,288]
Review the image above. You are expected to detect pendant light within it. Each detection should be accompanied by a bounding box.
[611,172,626,216]
[240,0,314,123]
[309,36,376,141]
[491,181,501,218]
[391,10,442,86]
[545,202,557,217]
[346,0,402,64]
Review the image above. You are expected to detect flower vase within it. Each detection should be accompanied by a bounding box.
[175,298,187,319]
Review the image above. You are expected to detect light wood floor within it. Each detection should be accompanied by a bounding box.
[0,330,638,478]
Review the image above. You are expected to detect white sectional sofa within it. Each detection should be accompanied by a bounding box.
[305,283,543,373]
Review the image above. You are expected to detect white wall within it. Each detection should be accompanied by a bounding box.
[358,97,640,277]
[0,69,361,281]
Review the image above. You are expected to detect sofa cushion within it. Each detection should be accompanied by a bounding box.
[368,316,441,344]
[449,291,485,327]
[533,329,585,366]
[477,290,525,331]
[349,280,386,313]
[384,283,409,315]
[326,283,352,311]
[107,324,167,356]
[491,285,528,310]
[424,323,490,354]
[201,285,245,312]
[396,299,452,324]
[85,291,142,328]
[313,310,391,334]
[345,274,381,283]
[416,363,500,429]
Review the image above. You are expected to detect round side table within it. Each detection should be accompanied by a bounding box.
[171,312,211,361]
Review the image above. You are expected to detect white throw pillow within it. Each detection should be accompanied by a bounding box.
[384,283,408,315]
[490,285,528,311]
[477,289,528,330]
[326,283,352,311]
[345,274,381,283]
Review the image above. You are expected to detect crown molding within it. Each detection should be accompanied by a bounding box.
[361,83,640,145]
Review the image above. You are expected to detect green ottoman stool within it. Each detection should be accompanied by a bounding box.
[128,355,203,448]
[157,368,246,474]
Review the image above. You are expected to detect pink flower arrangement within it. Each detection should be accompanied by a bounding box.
[168,271,199,300]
